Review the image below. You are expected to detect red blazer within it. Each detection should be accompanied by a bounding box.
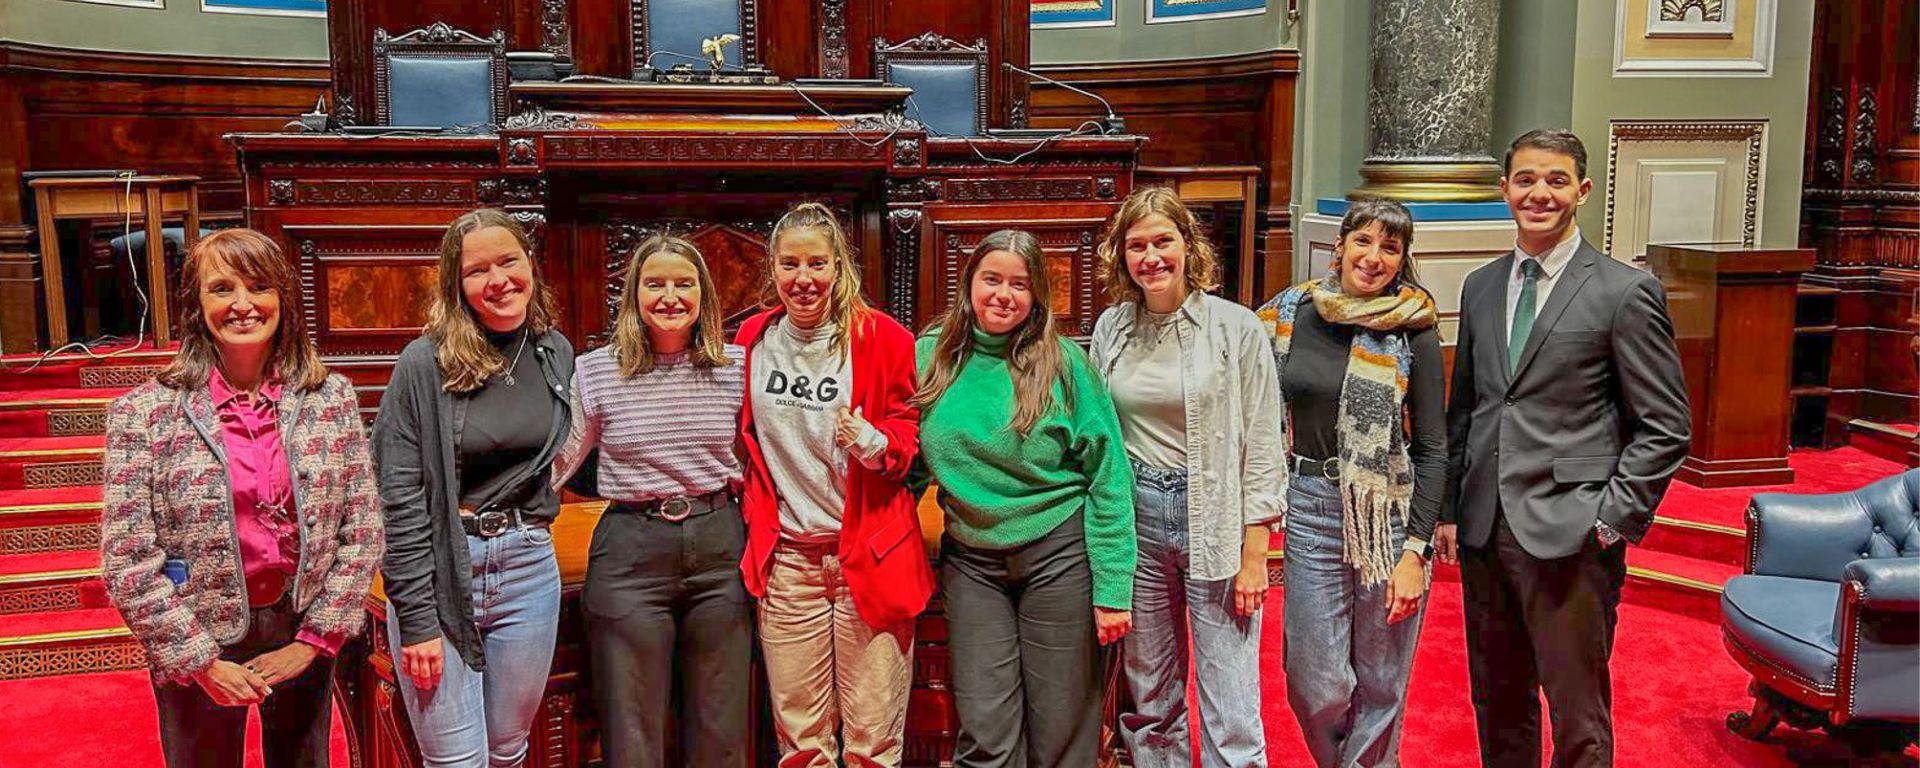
[736,305,933,627]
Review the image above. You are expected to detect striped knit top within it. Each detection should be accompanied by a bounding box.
[555,344,747,501]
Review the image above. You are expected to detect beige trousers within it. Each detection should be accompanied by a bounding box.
[759,540,916,768]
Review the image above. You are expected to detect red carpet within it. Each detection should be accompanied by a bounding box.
[1656,447,1906,529]
[0,668,351,767]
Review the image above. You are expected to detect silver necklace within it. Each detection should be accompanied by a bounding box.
[501,330,529,386]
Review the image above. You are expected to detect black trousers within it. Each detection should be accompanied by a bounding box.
[152,598,338,768]
[583,500,752,768]
[1460,512,1628,768]
[942,510,1103,768]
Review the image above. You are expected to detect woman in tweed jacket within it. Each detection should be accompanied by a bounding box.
[100,228,384,768]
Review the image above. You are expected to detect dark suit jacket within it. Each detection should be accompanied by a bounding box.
[1444,239,1691,559]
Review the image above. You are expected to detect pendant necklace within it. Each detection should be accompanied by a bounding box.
[502,329,529,386]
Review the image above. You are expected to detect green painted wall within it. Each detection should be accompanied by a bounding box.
[1492,0,1576,152]
[1288,0,1370,219]
[1570,0,1814,247]
[1031,0,1290,64]
[0,0,329,60]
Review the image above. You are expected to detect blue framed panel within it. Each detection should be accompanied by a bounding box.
[203,0,324,17]
[1147,0,1264,24]
[1033,0,1115,29]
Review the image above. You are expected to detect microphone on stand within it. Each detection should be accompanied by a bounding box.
[1002,61,1125,135]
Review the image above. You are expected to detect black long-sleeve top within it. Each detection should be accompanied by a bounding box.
[1281,301,1447,541]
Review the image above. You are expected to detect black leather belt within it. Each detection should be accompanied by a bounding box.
[458,506,540,538]
[614,488,735,523]
[1293,455,1342,480]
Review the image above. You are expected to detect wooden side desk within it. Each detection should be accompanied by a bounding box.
[1137,165,1262,304]
[29,174,201,348]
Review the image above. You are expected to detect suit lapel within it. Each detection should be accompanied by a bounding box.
[1508,241,1598,389]
[1486,254,1515,388]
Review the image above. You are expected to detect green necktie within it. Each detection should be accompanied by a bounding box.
[1510,258,1542,374]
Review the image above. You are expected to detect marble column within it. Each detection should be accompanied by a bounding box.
[1352,0,1502,201]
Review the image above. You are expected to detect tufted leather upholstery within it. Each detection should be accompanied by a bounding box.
[645,0,744,67]
[1723,469,1919,725]
[890,60,982,137]
[388,55,496,129]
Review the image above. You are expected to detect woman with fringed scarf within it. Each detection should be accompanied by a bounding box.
[1257,197,1447,768]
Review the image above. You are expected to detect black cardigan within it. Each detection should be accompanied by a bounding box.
[372,329,574,670]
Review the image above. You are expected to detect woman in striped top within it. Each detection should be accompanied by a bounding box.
[554,235,750,768]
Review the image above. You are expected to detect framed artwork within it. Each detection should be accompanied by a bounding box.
[1033,0,1115,29]
[1646,0,1735,37]
[1147,0,1265,24]
[203,0,324,18]
[1615,0,1774,76]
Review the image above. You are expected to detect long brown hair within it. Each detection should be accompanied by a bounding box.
[427,208,558,393]
[764,202,869,356]
[157,228,327,392]
[610,234,733,376]
[1096,185,1221,306]
[909,229,1068,437]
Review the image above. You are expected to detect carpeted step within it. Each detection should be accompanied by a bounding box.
[0,607,125,638]
[0,568,111,616]
[1849,419,1919,468]
[1640,517,1746,568]
[1656,447,1907,530]
[1623,547,1737,622]
[0,551,100,579]
[0,361,165,391]
[0,621,141,682]
[0,487,103,510]
[0,399,113,439]
[0,438,105,493]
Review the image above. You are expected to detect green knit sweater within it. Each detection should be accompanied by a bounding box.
[914,327,1138,609]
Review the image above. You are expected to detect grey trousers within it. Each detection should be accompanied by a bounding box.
[584,500,752,768]
[942,510,1104,768]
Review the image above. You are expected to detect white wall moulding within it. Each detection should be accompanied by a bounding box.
[1604,120,1766,263]
[60,0,164,9]
[1147,0,1266,25]
[1614,0,1774,76]
[202,0,324,18]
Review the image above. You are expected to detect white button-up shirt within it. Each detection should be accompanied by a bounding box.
[1505,226,1583,340]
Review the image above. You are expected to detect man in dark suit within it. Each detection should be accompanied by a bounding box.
[1432,128,1691,768]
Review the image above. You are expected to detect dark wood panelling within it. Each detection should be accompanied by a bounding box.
[1031,51,1301,299]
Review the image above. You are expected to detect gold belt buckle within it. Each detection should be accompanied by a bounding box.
[658,496,693,522]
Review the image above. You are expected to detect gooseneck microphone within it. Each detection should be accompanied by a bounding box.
[1002,61,1126,135]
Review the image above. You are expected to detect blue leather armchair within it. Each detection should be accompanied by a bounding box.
[1722,469,1920,755]
[373,23,508,130]
[875,33,989,138]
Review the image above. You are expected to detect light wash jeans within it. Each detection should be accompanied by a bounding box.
[389,524,562,768]
[1282,473,1425,768]
[1120,463,1268,768]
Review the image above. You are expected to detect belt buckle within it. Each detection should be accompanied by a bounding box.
[658,497,693,523]
[1321,457,1342,480]
[476,510,511,537]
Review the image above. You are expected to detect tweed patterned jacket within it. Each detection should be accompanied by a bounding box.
[100,373,384,684]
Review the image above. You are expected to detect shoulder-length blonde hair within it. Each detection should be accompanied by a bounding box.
[763,202,870,356]
[908,229,1068,437]
[610,234,733,376]
[426,208,558,393]
[1096,185,1221,306]
[157,228,327,392]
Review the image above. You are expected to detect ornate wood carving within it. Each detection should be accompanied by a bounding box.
[942,177,1094,202]
[78,365,162,388]
[544,135,886,164]
[820,0,849,78]
[1851,89,1878,183]
[269,179,296,205]
[886,207,923,328]
[507,137,540,166]
[0,639,145,681]
[0,582,85,614]
[45,409,107,437]
[894,137,922,167]
[477,177,549,206]
[541,0,572,60]
[292,180,476,206]
[23,461,103,490]
[503,104,584,131]
[1659,0,1725,23]
[1819,86,1847,182]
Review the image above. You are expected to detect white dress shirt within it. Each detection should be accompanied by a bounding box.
[1504,226,1583,341]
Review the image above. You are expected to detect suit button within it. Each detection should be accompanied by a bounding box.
[1504,397,1516,406]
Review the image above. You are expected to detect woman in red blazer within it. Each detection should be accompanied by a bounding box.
[737,202,931,767]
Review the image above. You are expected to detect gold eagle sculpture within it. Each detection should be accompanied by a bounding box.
[701,34,741,70]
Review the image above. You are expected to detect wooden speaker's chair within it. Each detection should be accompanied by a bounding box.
[1722,469,1920,757]
[632,0,756,73]
[873,33,989,138]
[373,22,508,130]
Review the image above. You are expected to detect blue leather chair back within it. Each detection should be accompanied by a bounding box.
[1751,470,1920,581]
[646,0,744,68]
[388,55,496,129]
[890,60,982,137]
[1858,469,1920,557]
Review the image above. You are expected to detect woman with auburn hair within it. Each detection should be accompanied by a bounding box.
[911,229,1136,767]
[553,234,750,768]
[100,228,384,768]
[736,201,929,768]
[1259,197,1444,768]
[374,208,575,768]
[1091,186,1284,768]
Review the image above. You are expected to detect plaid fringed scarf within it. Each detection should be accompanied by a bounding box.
[1259,276,1436,585]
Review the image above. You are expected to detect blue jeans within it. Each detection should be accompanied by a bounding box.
[1120,464,1267,768]
[389,524,562,768]
[1282,473,1425,768]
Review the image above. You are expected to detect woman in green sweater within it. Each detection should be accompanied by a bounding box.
[910,228,1138,767]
